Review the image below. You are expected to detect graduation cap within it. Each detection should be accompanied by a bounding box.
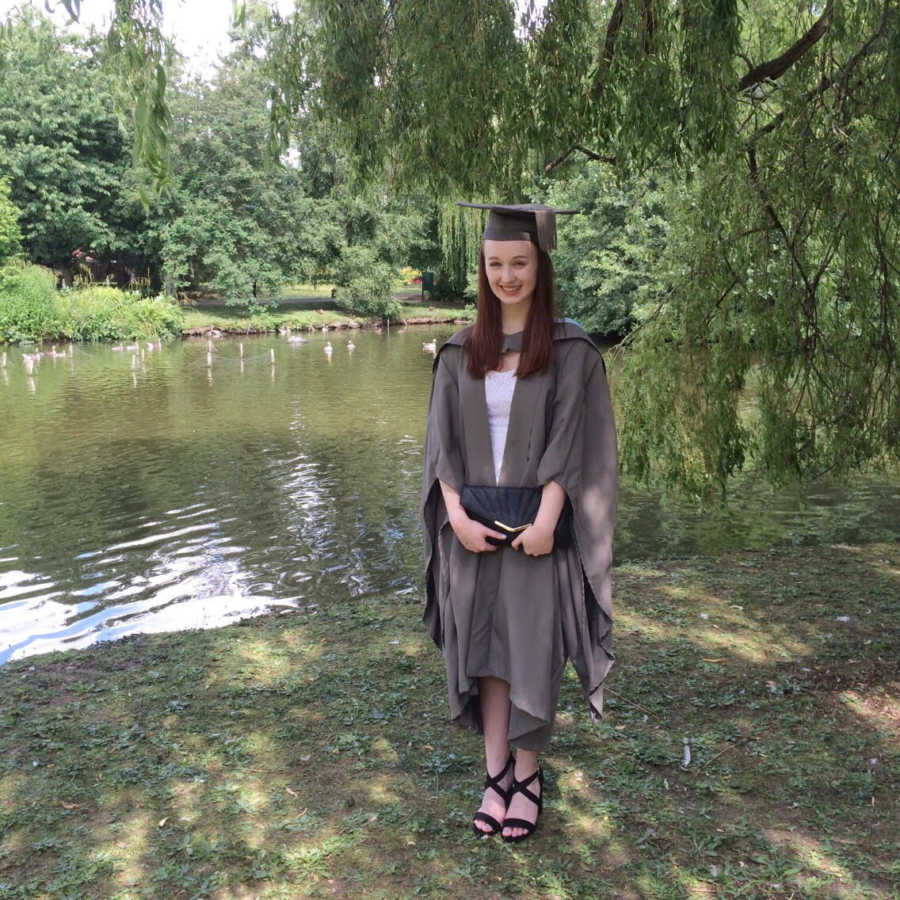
[457,201,579,252]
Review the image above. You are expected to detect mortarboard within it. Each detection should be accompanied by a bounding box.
[457,201,579,252]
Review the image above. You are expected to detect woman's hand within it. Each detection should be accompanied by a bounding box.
[511,522,554,556]
[449,509,505,553]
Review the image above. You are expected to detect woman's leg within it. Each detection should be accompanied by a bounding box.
[473,676,513,834]
[502,748,541,840]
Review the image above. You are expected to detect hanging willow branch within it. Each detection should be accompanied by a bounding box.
[737,0,834,92]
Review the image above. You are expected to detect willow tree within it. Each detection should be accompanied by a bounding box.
[58,0,899,492]
[265,0,898,493]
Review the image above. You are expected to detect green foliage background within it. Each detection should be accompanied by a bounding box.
[1,0,896,492]
[260,0,898,492]
[0,178,22,264]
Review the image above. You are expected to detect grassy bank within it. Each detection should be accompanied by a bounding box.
[180,300,473,336]
[0,264,183,343]
[1,543,896,898]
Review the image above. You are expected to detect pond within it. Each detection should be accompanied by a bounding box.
[1,327,897,664]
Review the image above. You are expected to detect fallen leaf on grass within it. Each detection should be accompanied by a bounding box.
[60,801,79,810]
[158,817,168,828]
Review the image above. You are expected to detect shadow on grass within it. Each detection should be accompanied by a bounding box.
[1,543,897,898]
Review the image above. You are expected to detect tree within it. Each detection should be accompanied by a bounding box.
[0,178,22,264]
[543,163,672,336]
[154,50,345,302]
[53,1,899,490]
[259,0,898,492]
[0,9,153,281]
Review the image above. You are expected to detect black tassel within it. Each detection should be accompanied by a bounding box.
[535,209,556,252]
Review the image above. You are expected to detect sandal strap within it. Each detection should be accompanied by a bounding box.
[472,811,503,834]
[483,753,515,801]
[501,817,537,832]
[509,767,543,808]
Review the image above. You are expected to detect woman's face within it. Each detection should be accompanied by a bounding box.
[483,239,538,311]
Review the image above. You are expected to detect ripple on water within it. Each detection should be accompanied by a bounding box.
[1,330,897,664]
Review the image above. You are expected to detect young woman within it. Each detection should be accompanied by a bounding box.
[421,202,618,842]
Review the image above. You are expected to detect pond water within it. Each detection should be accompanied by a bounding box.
[1,327,897,664]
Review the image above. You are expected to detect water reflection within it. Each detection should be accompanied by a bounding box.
[0,329,896,664]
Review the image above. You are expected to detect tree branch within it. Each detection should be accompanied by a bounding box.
[746,147,810,295]
[745,0,891,146]
[738,0,834,92]
[639,0,655,53]
[590,0,625,105]
[544,144,616,173]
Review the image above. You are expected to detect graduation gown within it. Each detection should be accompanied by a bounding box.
[421,319,618,750]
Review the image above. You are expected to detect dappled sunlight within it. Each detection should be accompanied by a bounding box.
[601,837,634,870]
[361,773,402,805]
[0,543,894,897]
[568,809,614,843]
[105,808,152,890]
[242,729,278,758]
[0,773,27,810]
[616,562,670,579]
[557,767,593,797]
[167,780,207,826]
[838,689,900,737]
[616,607,777,664]
[764,828,850,877]
[371,736,400,765]
[615,564,825,663]
[693,623,810,662]
[0,817,26,860]
[399,639,424,657]
[281,833,357,881]
[234,637,300,686]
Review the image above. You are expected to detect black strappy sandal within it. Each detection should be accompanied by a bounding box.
[501,766,543,843]
[472,753,514,837]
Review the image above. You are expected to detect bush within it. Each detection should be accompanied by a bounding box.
[0,262,60,341]
[0,263,183,342]
[333,246,399,321]
[0,179,22,265]
[247,310,278,333]
[116,292,184,341]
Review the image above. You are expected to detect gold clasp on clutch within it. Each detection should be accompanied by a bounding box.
[493,520,531,534]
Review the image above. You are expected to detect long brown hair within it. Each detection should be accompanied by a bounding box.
[466,245,558,379]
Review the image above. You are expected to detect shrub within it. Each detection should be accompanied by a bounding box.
[333,246,399,321]
[247,310,278,333]
[0,179,22,265]
[0,266,183,342]
[58,285,184,342]
[0,262,61,341]
[116,292,184,340]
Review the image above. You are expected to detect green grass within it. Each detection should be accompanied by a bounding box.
[279,283,339,300]
[181,301,473,335]
[1,543,896,898]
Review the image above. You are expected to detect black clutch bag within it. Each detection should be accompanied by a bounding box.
[459,484,574,548]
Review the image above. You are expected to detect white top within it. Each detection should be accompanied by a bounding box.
[484,369,517,484]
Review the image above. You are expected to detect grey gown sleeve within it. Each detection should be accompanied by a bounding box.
[421,346,466,647]
[424,350,465,494]
[535,341,590,496]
